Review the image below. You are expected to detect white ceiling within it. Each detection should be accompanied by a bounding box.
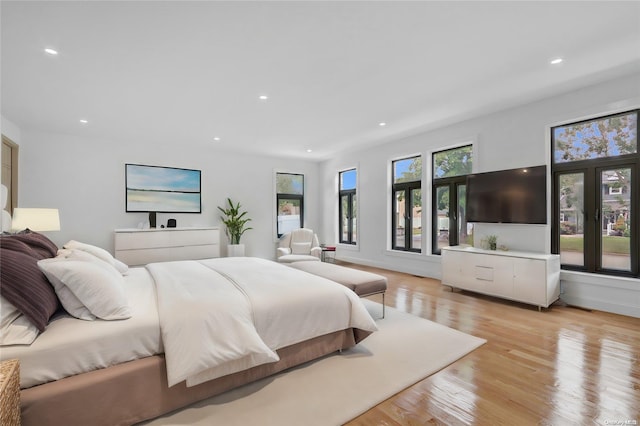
[2,1,640,161]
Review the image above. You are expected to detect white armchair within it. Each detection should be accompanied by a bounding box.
[276,228,322,263]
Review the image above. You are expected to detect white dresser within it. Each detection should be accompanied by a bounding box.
[441,246,560,310]
[114,227,220,266]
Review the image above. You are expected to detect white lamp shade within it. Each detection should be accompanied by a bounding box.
[11,208,60,232]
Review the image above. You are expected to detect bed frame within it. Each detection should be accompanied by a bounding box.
[20,328,369,426]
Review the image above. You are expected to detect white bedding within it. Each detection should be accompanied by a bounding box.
[1,257,377,390]
[0,267,162,388]
[147,257,377,387]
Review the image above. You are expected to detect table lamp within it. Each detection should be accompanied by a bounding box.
[11,208,60,232]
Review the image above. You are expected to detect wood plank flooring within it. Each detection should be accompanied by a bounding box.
[339,261,640,426]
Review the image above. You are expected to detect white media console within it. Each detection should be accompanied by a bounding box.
[441,246,560,310]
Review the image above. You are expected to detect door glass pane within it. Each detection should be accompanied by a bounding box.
[559,173,585,266]
[351,194,357,244]
[457,185,473,246]
[340,195,349,242]
[601,168,631,271]
[277,198,301,235]
[393,156,422,183]
[433,145,473,178]
[276,173,304,194]
[553,111,637,163]
[435,186,450,252]
[411,189,422,250]
[340,169,356,190]
[394,190,405,248]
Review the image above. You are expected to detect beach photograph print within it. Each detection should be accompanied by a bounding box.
[126,164,201,213]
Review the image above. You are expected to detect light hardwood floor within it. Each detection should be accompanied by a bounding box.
[339,261,640,426]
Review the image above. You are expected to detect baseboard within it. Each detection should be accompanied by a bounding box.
[335,254,438,279]
[560,271,640,318]
[560,294,640,318]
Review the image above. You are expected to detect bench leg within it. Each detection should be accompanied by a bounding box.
[382,293,385,319]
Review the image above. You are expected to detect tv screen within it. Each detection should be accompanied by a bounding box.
[465,165,546,224]
[125,164,201,213]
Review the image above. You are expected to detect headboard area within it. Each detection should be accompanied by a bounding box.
[1,184,11,232]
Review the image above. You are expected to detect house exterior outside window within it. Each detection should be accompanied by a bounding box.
[276,172,304,237]
[339,169,357,245]
[391,156,422,252]
[552,109,638,277]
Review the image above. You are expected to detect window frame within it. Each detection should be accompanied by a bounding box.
[391,156,422,253]
[275,172,305,238]
[551,109,639,278]
[338,168,357,245]
[431,144,474,255]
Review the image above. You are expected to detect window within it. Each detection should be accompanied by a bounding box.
[392,156,422,252]
[339,169,357,245]
[552,110,638,277]
[609,185,622,195]
[431,145,473,254]
[276,172,304,237]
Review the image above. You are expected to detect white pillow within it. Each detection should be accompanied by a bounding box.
[38,256,132,321]
[45,249,98,320]
[63,240,129,275]
[0,296,40,346]
[291,242,311,255]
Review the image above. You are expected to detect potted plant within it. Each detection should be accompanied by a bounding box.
[217,198,252,257]
[486,235,498,251]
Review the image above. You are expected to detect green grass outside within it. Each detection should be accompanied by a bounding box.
[560,236,630,255]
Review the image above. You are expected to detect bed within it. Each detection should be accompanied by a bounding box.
[0,232,377,426]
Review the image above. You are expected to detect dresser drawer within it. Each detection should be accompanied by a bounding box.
[115,228,217,250]
[114,227,220,266]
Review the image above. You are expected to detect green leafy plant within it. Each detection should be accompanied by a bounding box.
[486,235,497,250]
[217,198,252,244]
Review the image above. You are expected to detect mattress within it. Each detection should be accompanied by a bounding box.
[0,267,162,388]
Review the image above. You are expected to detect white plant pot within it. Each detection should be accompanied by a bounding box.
[227,244,245,257]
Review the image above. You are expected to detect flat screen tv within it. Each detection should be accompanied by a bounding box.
[465,165,546,224]
[125,164,201,213]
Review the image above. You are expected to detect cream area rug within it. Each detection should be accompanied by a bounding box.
[142,300,486,426]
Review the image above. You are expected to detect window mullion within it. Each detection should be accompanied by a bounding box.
[404,189,410,249]
[585,168,598,272]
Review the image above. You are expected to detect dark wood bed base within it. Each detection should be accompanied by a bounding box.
[20,328,370,426]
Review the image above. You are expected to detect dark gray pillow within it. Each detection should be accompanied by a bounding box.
[0,237,60,332]
[11,230,58,259]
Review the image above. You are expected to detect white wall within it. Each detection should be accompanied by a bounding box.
[19,130,320,258]
[319,73,640,317]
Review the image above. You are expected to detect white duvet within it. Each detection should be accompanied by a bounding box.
[146,257,377,387]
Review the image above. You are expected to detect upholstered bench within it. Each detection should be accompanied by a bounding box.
[290,261,388,318]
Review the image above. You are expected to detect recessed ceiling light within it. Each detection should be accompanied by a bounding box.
[306,149,313,153]
[379,122,387,127]
[44,48,58,55]
[213,137,221,141]
[258,95,268,101]
[550,58,563,65]
[79,119,88,124]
